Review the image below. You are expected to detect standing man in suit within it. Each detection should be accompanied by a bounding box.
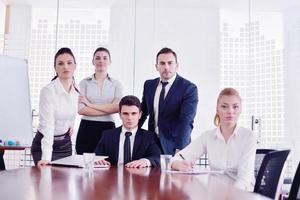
[95,95,161,168]
[139,47,198,155]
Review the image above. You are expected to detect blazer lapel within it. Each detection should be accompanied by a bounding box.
[112,127,122,163]
[161,75,181,111]
[132,129,143,159]
[149,78,160,113]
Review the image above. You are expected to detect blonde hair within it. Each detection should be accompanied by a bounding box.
[214,114,220,127]
[213,87,242,127]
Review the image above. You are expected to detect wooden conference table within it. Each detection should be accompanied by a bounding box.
[0,145,29,170]
[0,166,270,200]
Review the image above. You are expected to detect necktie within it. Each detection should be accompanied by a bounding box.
[158,81,168,120]
[124,131,132,164]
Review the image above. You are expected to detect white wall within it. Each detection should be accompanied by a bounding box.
[109,1,136,97]
[1,0,300,172]
[4,4,31,59]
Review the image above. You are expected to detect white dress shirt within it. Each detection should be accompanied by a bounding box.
[118,127,137,165]
[154,74,176,134]
[117,126,151,166]
[38,78,79,161]
[172,125,256,191]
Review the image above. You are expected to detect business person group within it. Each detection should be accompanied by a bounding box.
[30,46,256,191]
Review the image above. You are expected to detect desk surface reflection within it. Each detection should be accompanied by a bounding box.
[0,166,270,200]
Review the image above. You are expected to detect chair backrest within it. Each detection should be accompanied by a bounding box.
[198,153,209,167]
[255,149,276,178]
[289,162,300,200]
[254,149,290,199]
[0,152,5,170]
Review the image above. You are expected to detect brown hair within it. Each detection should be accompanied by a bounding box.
[214,87,241,126]
[93,47,111,61]
[156,47,177,64]
[119,95,141,112]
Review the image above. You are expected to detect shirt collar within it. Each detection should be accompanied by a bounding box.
[88,73,111,82]
[160,73,177,86]
[53,77,67,94]
[232,124,240,136]
[214,124,240,140]
[53,78,76,95]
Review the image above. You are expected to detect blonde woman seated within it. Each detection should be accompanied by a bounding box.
[171,88,256,191]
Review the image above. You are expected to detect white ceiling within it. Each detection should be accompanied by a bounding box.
[2,0,300,11]
[2,0,115,8]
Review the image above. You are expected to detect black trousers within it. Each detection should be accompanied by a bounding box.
[31,131,72,166]
[75,119,115,154]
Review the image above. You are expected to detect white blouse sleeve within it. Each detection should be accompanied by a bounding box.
[39,87,55,161]
[78,79,86,111]
[172,132,207,163]
[234,132,257,191]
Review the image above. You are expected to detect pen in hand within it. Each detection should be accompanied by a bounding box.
[179,153,185,160]
[179,153,194,171]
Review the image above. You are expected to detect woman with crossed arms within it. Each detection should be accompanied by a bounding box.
[171,88,256,191]
[76,47,123,154]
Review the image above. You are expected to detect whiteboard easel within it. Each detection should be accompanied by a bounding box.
[0,55,33,146]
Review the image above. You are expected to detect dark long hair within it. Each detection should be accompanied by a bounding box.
[93,47,111,60]
[51,47,79,93]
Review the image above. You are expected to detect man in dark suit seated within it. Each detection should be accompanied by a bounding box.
[95,95,161,168]
[139,47,198,155]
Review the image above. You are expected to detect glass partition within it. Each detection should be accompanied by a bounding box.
[1,0,299,172]
[250,0,300,174]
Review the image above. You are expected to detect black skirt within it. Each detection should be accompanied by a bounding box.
[75,119,115,154]
[31,131,72,166]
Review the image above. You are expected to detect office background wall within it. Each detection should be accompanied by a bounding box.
[0,0,299,173]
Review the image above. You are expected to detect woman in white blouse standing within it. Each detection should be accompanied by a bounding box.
[171,88,256,191]
[75,47,122,154]
[31,47,79,166]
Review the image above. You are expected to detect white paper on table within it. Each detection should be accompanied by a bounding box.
[93,164,110,169]
[163,168,224,174]
[50,155,108,168]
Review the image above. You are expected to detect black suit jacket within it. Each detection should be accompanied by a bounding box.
[94,127,161,167]
[139,74,198,155]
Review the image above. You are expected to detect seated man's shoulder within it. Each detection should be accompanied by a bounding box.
[102,128,118,137]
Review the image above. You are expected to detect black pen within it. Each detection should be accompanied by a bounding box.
[179,153,185,160]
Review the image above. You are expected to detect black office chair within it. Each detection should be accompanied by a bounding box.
[288,162,300,200]
[198,154,209,167]
[254,149,290,199]
[255,149,276,178]
[0,151,5,170]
